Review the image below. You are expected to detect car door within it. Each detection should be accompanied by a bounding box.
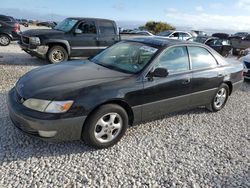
[187,46,225,107]
[70,20,99,57]
[142,46,192,121]
[97,20,119,50]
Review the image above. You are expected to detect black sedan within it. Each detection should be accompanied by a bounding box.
[8,37,243,148]
[188,35,232,57]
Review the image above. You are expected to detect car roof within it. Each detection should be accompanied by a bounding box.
[67,17,115,22]
[125,36,198,48]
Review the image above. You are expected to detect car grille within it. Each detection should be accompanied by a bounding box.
[21,35,29,45]
[244,61,250,69]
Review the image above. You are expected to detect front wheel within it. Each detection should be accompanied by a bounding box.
[0,34,11,46]
[47,45,68,63]
[208,84,229,112]
[82,104,129,149]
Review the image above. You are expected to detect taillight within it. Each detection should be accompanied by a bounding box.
[13,23,20,32]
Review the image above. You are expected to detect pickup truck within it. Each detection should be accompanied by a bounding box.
[19,17,121,63]
[230,34,250,55]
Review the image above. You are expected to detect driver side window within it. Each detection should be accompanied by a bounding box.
[154,46,190,74]
[78,21,97,34]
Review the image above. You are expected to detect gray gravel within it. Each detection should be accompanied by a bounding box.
[0,44,250,187]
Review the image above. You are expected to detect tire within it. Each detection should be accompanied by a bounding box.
[232,48,239,56]
[207,84,229,112]
[0,34,11,46]
[82,104,129,149]
[47,45,68,63]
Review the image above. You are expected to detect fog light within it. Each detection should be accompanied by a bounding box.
[38,130,57,138]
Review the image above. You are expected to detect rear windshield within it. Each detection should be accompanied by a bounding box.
[157,31,172,37]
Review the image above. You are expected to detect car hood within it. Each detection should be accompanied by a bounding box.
[21,29,64,37]
[16,60,131,99]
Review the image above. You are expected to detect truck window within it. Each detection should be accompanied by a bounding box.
[99,21,115,35]
[78,21,97,34]
[244,35,250,41]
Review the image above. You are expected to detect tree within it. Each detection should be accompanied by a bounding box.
[140,21,176,34]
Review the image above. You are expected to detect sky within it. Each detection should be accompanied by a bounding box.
[1,0,250,31]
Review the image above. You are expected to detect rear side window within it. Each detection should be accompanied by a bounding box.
[99,21,115,35]
[78,21,97,34]
[155,46,190,74]
[188,46,218,69]
[180,33,190,38]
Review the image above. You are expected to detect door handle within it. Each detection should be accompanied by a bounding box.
[182,78,190,85]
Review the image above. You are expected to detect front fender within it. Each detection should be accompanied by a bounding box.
[44,39,71,55]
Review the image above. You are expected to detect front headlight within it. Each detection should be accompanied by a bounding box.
[29,37,40,45]
[23,98,73,113]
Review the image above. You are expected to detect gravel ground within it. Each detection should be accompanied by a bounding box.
[0,43,249,187]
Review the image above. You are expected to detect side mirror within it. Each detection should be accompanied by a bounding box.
[75,29,82,34]
[151,67,169,78]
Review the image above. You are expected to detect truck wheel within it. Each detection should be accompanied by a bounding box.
[232,48,239,56]
[82,104,129,149]
[0,34,11,46]
[47,45,68,63]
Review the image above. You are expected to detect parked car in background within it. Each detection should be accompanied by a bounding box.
[190,30,207,37]
[188,34,232,57]
[157,30,192,40]
[129,30,154,36]
[120,29,133,33]
[8,37,243,148]
[0,15,20,46]
[36,21,57,28]
[19,17,120,63]
[231,32,248,39]
[230,33,250,56]
[239,54,250,80]
[17,19,29,27]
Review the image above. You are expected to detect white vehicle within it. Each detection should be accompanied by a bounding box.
[239,54,250,80]
[157,30,192,41]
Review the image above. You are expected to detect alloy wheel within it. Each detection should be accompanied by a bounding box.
[94,113,123,143]
[51,50,64,62]
[0,36,10,46]
[214,88,227,108]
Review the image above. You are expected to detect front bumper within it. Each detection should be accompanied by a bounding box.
[19,41,48,59]
[7,88,86,141]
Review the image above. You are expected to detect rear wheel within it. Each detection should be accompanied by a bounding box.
[0,34,11,46]
[82,104,129,149]
[232,48,239,56]
[47,45,68,63]
[208,84,229,112]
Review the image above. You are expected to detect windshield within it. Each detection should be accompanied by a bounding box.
[157,31,172,37]
[54,18,78,32]
[91,42,158,74]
